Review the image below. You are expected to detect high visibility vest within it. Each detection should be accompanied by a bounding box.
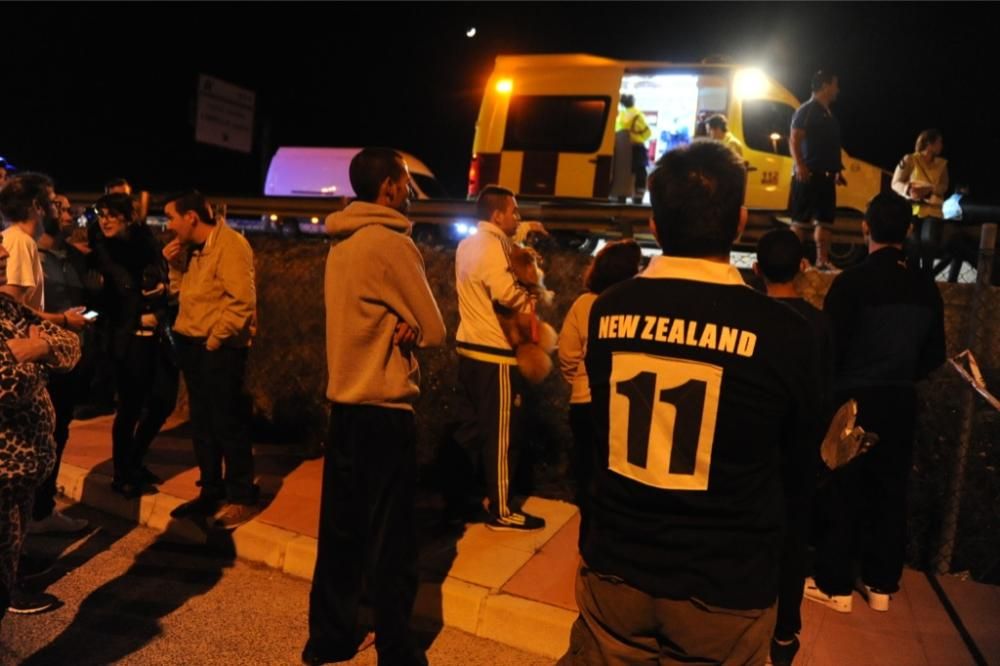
[905,152,948,218]
[615,107,651,145]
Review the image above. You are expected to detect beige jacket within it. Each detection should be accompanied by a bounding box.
[558,292,597,404]
[324,202,446,409]
[170,220,257,348]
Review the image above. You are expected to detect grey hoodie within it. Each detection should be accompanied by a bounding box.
[324,201,446,409]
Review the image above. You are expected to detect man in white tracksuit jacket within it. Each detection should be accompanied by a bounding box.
[454,185,546,531]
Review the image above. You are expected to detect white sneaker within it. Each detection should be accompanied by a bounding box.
[860,583,891,611]
[803,577,852,613]
[27,510,89,535]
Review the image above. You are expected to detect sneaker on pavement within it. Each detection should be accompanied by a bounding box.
[7,590,60,615]
[485,511,546,532]
[138,466,163,485]
[860,583,891,611]
[170,494,223,519]
[213,503,259,530]
[301,640,355,665]
[111,479,158,500]
[27,510,89,535]
[17,555,55,581]
[803,577,852,613]
[357,632,375,652]
[768,635,800,666]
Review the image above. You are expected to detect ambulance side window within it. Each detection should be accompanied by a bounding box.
[504,96,610,153]
[742,100,795,156]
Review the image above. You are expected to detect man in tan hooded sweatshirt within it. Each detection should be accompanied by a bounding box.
[304,147,445,666]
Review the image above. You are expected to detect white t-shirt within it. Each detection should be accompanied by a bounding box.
[2,225,45,311]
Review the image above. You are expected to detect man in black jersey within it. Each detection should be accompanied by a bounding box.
[754,229,833,665]
[559,141,820,664]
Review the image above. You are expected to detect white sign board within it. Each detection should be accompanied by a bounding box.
[195,74,255,154]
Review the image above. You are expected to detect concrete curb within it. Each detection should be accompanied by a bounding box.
[57,463,573,659]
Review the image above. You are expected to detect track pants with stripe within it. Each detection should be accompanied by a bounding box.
[457,356,527,522]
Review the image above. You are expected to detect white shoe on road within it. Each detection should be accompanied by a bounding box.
[860,583,891,611]
[804,577,853,613]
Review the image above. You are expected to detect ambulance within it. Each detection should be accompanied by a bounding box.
[265,147,446,199]
[467,54,888,214]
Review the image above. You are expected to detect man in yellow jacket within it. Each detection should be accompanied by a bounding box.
[616,94,652,202]
[163,192,259,530]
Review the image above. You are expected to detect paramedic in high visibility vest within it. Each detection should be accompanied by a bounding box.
[891,128,949,274]
[616,94,652,201]
[706,114,745,158]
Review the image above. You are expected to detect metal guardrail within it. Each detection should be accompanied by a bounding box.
[65,192,871,249]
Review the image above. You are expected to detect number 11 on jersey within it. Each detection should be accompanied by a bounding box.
[608,352,723,490]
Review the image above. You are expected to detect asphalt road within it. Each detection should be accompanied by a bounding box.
[1,501,555,666]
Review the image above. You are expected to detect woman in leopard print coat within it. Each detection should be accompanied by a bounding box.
[0,244,80,621]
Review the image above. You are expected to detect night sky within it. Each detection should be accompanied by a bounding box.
[1,3,993,201]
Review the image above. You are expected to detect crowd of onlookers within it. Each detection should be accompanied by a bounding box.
[0,134,948,666]
[301,145,946,666]
[0,163,259,624]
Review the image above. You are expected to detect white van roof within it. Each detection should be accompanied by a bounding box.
[264,147,437,198]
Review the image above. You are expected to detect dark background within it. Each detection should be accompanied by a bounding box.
[1,3,991,200]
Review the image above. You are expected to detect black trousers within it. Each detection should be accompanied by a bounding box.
[457,357,527,520]
[33,368,81,520]
[775,485,810,641]
[308,404,424,666]
[569,402,595,547]
[631,144,648,193]
[813,387,916,595]
[175,335,256,504]
[111,335,179,485]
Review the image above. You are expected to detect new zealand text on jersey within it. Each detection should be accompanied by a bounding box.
[597,314,758,358]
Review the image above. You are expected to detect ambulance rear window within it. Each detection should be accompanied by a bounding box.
[504,96,610,153]
[742,99,795,156]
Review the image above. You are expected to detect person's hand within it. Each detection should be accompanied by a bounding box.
[206,337,222,352]
[63,306,88,332]
[836,172,848,187]
[393,322,417,355]
[163,239,183,267]
[7,325,50,364]
[140,313,159,328]
[909,183,932,200]
[795,164,811,182]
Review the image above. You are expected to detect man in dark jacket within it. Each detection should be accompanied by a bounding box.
[807,192,946,614]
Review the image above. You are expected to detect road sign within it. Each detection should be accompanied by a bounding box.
[195,74,255,154]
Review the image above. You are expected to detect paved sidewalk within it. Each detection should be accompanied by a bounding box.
[56,416,999,663]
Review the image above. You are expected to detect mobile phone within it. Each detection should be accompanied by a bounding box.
[82,310,99,322]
